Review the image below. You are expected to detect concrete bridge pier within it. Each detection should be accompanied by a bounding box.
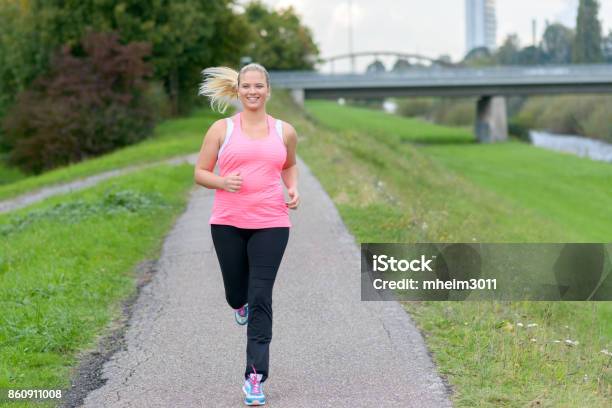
[475,96,508,143]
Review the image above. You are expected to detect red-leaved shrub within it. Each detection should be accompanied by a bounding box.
[2,31,155,173]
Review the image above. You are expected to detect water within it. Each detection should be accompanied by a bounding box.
[529,131,612,163]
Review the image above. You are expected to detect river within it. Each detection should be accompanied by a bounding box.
[529,131,612,163]
[383,100,611,163]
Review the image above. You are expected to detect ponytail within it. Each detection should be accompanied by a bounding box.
[199,63,271,114]
[198,66,239,114]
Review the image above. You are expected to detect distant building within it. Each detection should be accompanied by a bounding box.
[465,0,497,54]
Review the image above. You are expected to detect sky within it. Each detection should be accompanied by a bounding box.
[250,0,612,72]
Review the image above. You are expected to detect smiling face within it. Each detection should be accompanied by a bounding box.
[238,70,270,111]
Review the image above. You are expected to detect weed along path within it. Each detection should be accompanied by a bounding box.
[80,156,452,408]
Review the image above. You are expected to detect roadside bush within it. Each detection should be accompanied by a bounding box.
[508,119,530,142]
[2,31,155,174]
[396,97,435,118]
[431,98,475,126]
[515,95,612,143]
[143,80,172,120]
[583,103,612,143]
[348,98,385,110]
[396,97,475,126]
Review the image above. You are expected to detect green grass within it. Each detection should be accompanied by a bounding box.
[0,153,27,186]
[404,301,611,407]
[267,96,612,407]
[306,100,474,144]
[0,108,222,201]
[421,142,612,241]
[0,164,195,406]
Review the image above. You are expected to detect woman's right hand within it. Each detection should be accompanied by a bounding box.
[222,171,242,192]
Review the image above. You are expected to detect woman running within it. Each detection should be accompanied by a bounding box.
[194,63,300,406]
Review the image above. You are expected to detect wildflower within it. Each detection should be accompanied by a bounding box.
[527,323,538,328]
[517,322,524,327]
[564,339,579,347]
[530,338,537,342]
[553,340,561,344]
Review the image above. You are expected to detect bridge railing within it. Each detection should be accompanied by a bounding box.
[269,64,612,87]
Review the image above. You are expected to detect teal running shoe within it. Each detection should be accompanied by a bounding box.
[242,366,265,405]
[234,303,248,326]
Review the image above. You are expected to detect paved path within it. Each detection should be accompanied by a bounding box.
[0,153,199,214]
[82,156,452,407]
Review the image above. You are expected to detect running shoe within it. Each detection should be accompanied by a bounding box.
[242,367,265,406]
[235,303,249,326]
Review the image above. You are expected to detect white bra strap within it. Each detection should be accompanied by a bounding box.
[218,117,233,157]
[275,119,283,142]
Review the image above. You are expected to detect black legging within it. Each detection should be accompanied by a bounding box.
[210,224,290,383]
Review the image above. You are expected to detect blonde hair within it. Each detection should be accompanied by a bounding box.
[198,63,271,114]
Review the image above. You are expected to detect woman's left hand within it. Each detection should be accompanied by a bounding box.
[286,187,300,210]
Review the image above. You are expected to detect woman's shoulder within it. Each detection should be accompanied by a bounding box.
[212,113,238,126]
[270,115,295,134]
[207,117,232,146]
[280,120,297,142]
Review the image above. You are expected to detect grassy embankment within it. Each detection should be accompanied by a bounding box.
[267,95,611,407]
[0,108,221,200]
[1,92,609,407]
[0,110,219,406]
[0,165,197,407]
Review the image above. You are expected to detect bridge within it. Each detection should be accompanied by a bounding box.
[318,51,457,72]
[269,64,612,142]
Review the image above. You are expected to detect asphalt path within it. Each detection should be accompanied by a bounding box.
[80,156,452,407]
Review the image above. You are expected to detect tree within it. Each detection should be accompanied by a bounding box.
[391,58,411,72]
[462,46,494,67]
[433,54,452,67]
[366,59,386,74]
[0,1,41,124]
[573,0,603,63]
[602,30,612,63]
[0,0,250,115]
[243,1,319,70]
[541,23,574,64]
[2,32,155,173]
[517,46,540,65]
[496,34,521,65]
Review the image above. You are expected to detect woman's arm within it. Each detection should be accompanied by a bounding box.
[194,119,228,190]
[281,122,300,209]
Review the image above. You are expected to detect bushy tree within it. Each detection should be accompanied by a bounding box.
[366,59,386,74]
[462,46,495,67]
[573,0,603,63]
[0,0,250,116]
[2,32,155,173]
[517,46,540,65]
[243,1,319,70]
[392,59,411,72]
[0,1,43,125]
[496,34,521,65]
[541,23,574,64]
[602,30,612,62]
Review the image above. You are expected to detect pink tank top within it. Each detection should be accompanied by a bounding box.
[209,112,291,229]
